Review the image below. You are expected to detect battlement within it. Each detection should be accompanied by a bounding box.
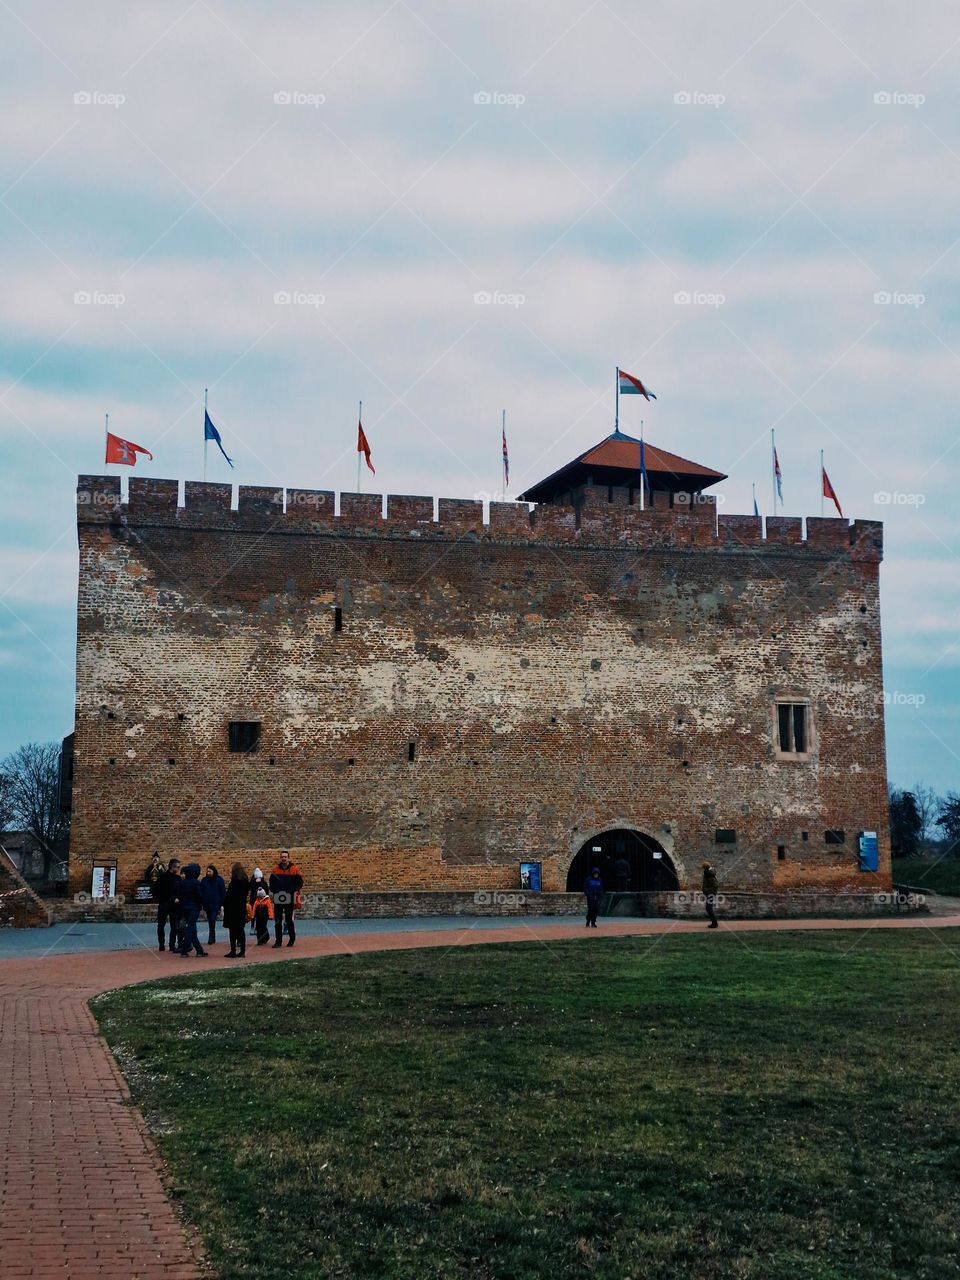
[76,476,882,560]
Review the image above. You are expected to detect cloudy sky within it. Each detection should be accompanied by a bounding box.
[1,0,958,790]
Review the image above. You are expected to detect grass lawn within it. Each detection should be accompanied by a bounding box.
[95,932,960,1280]
[893,857,960,897]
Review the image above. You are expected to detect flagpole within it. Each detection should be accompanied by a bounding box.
[357,400,362,493]
[639,421,645,512]
[820,449,824,517]
[104,412,109,467]
[752,481,757,517]
[501,408,506,497]
[615,367,619,432]
[771,428,777,515]
[203,388,208,482]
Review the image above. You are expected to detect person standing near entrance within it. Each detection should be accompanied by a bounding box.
[583,867,603,928]
[702,860,720,928]
[176,863,208,957]
[223,863,250,958]
[155,858,181,952]
[269,851,304,948]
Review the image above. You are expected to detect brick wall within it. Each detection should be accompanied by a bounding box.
[69,476,890,898]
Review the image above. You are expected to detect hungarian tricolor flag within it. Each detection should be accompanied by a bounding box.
[105,431,152,466]
[618,369,657,401]
[357,419,375,474]
[822,466,843,517]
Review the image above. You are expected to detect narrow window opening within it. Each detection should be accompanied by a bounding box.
[776,701,811,757]
[825,829,846,845]
[407,741,416,762]
[229,721,261,754]
[348,757,355,766]
[334,607,343,633]
[715,828,737,844]
[167,758,175,766]
[801,830,809,842]
[777,845,786,861]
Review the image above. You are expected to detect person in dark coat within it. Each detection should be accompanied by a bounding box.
[252,885,273,945]
[269,851,304,948]
[583,867,603,928]
[702,861,720,928]
[613,855,631,893]
[199,864,227,945]
[154,858,181,951]
[175,863,207,957]
[222,863,250,958]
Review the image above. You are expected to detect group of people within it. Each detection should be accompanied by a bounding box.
[147,851,305,958]
[582,859,721,928]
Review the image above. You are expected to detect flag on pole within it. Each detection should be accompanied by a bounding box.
[105,432,152,466]
[639,437,650,494]
[773,447,783,502]
[753,485,760,518]
[358,419,375,474]
[822,465,843,517]
[618,369,657,401]
[204,410,234,469]
[502,422,509,487]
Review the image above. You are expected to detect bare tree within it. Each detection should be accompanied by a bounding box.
[0,768,14,834]
[2,742,70,880]
[912,782,940,853]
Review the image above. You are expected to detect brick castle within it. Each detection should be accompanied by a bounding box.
[68,431,892,907]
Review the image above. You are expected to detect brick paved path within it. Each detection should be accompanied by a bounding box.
[3,912,958,1278]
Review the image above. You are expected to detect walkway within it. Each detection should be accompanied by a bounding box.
[3,911,959,1278]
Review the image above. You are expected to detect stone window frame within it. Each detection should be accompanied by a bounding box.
[772,694,814,761]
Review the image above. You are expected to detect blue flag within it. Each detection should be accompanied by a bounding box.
[639,437,650,495]
[204,409,234,469]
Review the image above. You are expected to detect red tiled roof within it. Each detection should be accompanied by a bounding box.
[580,435,725,479]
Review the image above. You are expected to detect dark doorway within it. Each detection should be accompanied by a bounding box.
[566,828,678,893]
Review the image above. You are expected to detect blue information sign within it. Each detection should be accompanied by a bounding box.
[858,831,879,872]
[519,862,542,892]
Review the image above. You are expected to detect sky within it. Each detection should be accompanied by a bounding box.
[0,0,958,791]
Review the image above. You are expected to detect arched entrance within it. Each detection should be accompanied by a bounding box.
[566,828,678,893]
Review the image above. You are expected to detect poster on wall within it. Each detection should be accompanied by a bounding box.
[91,864,117,899]
[858,832,879,872]
[519,862,542,892]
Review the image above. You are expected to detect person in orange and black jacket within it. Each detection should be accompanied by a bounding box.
[269,851,304,948]
[251,885,273,945]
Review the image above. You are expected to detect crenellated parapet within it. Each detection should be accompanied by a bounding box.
[76,476,882,560]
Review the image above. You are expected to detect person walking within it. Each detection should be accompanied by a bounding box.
[176,863,207,957]
[200,864,226,945]
[249,867,267,937]
[269,851,304,948]
[702,860,720,928]
[251,885,273,945]
[223,863,250,958]
[155,858,181,952]
[583,867,603,928]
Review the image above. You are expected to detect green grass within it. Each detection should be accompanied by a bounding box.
[892,857,960,897]
[94,932,960,1280]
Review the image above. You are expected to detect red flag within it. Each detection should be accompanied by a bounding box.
[822,466,843,517]
[357,420,375,474]
[105,431,153,466]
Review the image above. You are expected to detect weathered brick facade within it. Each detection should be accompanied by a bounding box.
[69,474,891,900]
